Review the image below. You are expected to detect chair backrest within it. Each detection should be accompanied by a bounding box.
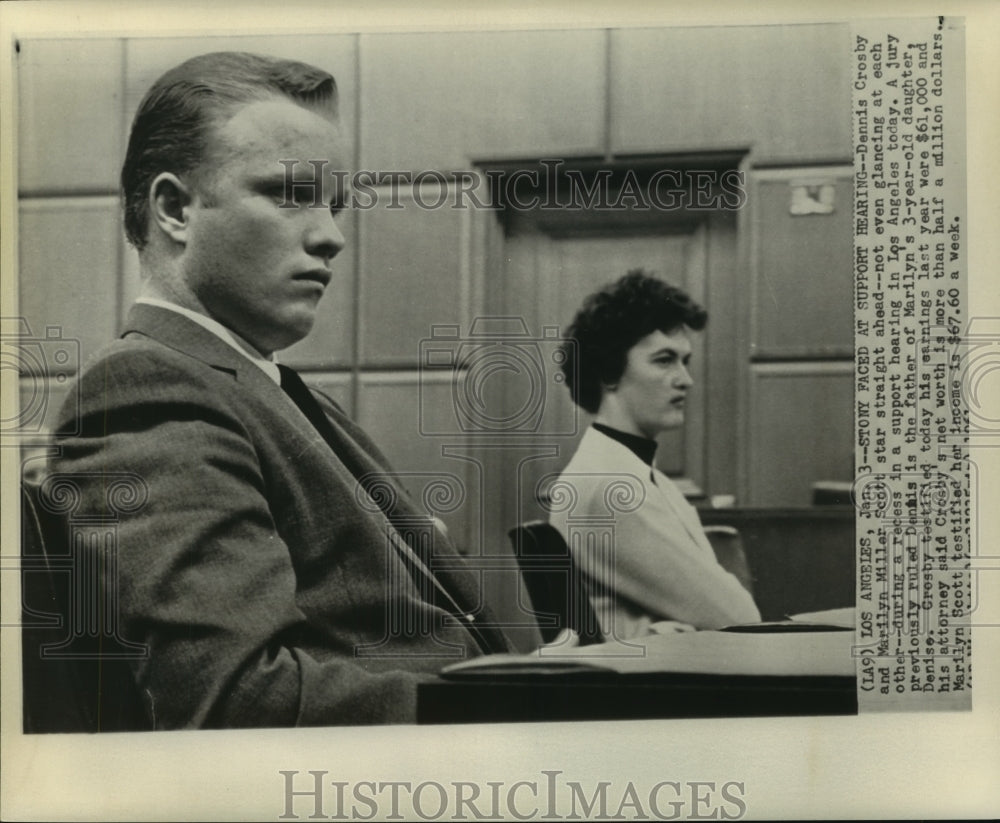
[20,481,151,733]
[703,524,754,595]
[507,521,603,645]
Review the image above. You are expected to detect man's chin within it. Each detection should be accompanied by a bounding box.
[250,314,317,356]
[659,412,685,431]
[276,324,317,353]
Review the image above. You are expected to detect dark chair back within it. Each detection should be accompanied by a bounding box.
[21,481,151,733]
[507,521,603,646]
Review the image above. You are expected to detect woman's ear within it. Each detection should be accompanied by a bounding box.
[148,172,193,245]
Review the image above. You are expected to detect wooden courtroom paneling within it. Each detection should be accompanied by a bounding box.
[18,198,121,366]
[700,507,855,621]
[359,186,471,365]
[494,199,741,513]
[750,169,854,358]
[17,38,124,194]
[700,210,743,500]
[356,374,481,550]
[359,29,606,170]
[747,363,854,507]
[610,24,852,163]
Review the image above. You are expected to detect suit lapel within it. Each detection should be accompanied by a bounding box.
[122,304,265,385]
[123,304,510,654]
[298,381,511,654]
[122,303,334,444]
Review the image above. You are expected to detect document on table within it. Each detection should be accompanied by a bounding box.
[787,606,856,627]
[721,606,857,633]
[441,628,857,679]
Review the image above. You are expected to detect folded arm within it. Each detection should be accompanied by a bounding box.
[572,488,762,631]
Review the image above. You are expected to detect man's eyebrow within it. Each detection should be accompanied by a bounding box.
[649,346,691,358]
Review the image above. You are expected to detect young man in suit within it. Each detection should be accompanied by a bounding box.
[550,271,761,639]
[47,52,512,728]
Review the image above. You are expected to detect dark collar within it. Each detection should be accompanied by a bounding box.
[592,423,658,467]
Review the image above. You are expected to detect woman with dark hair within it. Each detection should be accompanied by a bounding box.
[550,270,761,639]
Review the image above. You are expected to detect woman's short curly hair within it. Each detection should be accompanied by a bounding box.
[560,269,707,413]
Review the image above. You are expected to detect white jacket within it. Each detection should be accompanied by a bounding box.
[548,427,761,638]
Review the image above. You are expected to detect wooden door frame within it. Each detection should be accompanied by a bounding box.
[477,151,750,506]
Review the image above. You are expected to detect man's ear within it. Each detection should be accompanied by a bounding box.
[149,172,194,244]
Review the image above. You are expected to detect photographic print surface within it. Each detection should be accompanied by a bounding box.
[1,2,997,820]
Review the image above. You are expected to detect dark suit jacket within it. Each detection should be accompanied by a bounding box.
[50,303,510,728]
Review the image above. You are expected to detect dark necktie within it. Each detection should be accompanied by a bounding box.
[276,364,509,654]
[277,364,343,447]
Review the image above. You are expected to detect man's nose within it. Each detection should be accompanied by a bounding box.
[674,364,693,388]
[305,207,346,264]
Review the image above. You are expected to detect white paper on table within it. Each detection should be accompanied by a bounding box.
[442,629,856,678]
[787,606,856,628]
